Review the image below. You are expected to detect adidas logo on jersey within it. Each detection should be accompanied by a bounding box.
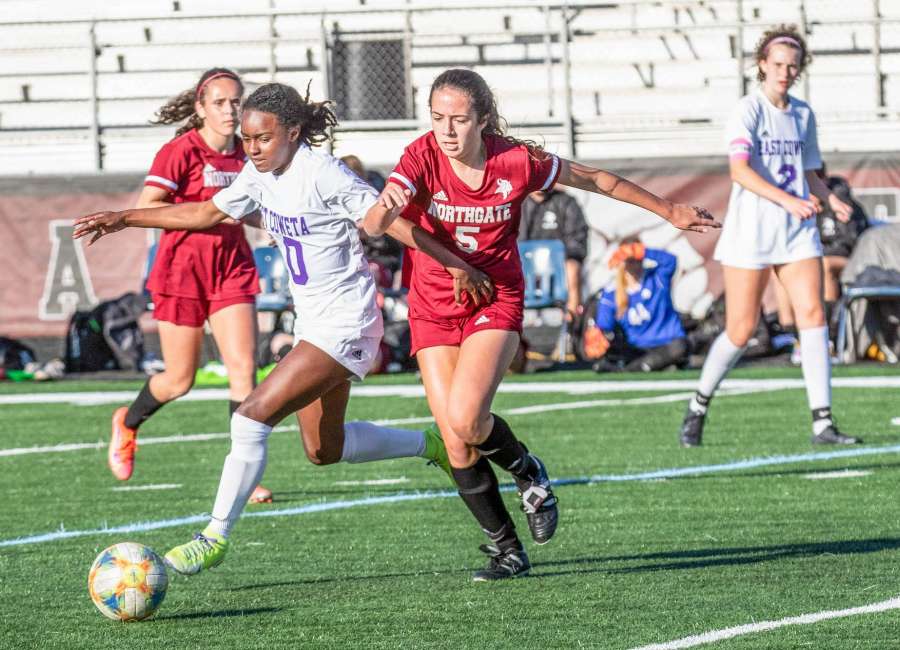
[351,349,364,360]
[433,189,448,201]
[475,315,491,325]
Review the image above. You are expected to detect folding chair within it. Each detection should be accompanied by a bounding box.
[834,284,900,363]
[253,246,292,315]
[519,239,569,361]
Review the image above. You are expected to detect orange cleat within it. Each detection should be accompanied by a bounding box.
[109,406,137,481]
[249,485,273,504]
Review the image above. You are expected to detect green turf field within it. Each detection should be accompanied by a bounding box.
[2,366,900,649]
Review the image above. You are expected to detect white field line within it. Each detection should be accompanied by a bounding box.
[2,376,899,406]
[111,483,182,492]
[892,417,900,426]
[628,596,900,650]
[803,470,872,480]
[333,478,410,486]
[0,390,766,459]
[3,442,900,549]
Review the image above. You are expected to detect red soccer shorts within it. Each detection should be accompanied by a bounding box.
[152,293,256,328]
[408,300,523,356]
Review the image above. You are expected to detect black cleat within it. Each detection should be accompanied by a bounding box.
[472,544,530,582]
[680,408,705,447]
[812,426,862,445]
[516,454,558,545]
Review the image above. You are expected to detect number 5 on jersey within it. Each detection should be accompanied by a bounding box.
[455,226,480,253]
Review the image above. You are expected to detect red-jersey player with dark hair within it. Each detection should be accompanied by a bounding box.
[364,68,719,581]
[109,68,270,503]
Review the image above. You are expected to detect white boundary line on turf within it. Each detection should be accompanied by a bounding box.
[3,376,899,406]
[628,596,900,650]
[3,443,900,549]
[0,390,764,459]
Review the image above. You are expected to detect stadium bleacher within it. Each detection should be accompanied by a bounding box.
[1,0,900,173]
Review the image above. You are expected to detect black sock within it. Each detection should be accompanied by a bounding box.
[124,381,165,430]
[451,457,521,552]
[475,414,536,481]
[229,400,242,417]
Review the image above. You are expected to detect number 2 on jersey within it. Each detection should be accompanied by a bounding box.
[282,236,309,285]
[455,226,480,253]
[776,164,797,193]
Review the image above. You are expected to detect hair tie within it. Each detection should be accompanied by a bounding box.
[195,71,240,98]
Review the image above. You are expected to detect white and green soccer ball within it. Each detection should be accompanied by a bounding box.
[88,542,168,621]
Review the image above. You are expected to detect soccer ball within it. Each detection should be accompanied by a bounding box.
[88,542,168,621]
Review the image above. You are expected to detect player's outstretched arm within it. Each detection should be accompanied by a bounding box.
[556,158,720,232]
[72,200,229,245]
[385,218,493,306]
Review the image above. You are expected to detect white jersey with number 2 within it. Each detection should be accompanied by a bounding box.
[212,144,383,379]
[715,89,824,269]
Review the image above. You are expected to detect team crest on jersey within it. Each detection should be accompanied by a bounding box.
[494,178,513,200]
[433,189,448,201]
[203,163,239,188]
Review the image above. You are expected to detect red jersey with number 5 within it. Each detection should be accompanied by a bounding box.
[389,132,560,319]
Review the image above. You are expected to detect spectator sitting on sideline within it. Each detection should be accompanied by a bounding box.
[519,188,588,321]
[592,239,689,372]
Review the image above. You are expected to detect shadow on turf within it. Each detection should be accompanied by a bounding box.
[535,537,900,578]
[158,607,281,621]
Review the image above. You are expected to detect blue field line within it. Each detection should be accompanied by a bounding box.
[3,443,900,549]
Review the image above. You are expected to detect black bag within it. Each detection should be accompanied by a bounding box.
[65,293,147,372]
[0,336,36,371]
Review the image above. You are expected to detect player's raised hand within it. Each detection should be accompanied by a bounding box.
[668,204,721,232]
[449,264,493,306]
[829,193,853,222]
[72,211,128,245]
[377,184,412,211]
[781,195,818,220]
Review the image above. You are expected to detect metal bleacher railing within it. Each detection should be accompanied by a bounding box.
[1,0,899,174]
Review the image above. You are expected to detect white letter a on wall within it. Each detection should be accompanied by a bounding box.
[39,219,98,320]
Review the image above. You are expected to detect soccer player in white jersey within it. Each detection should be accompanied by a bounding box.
[74,82,494,575]
[679,25,860,447]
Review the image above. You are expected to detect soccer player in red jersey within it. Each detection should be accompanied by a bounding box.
[108,68,270,502]
[364,68,719,581]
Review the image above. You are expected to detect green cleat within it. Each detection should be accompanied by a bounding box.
[422,422,452,481]
[164,531,229,576]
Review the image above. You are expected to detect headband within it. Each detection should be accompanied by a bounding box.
[765,35,803,54]
[195,71,240,98]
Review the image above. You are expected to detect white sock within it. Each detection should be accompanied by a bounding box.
[691,332,746,413]
[799,326,832,429]
[340,421,426,463]
[206,413,272,539]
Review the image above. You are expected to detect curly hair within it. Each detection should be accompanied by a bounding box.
[242,82,337,148]
[429,68,547,161]
[754,24,811,82]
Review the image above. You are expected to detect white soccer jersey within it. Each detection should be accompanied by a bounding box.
[213,145,383,376]
[715,89,824,269]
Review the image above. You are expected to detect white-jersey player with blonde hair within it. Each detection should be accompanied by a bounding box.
[74,82,493,576]
[680,24,860,447]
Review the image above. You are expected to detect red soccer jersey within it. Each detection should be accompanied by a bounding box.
[389,132,560,319]
[144,129,258,300]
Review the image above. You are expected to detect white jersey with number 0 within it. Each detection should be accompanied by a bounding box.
[715,89,824,269]
[212,144,383,378]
